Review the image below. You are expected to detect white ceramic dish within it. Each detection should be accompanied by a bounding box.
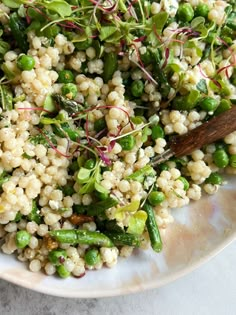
[0,175,235,298]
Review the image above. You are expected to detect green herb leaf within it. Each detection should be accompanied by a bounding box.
[196,79,208,94]
[0,85,13,111]
[127,210,147,235]
[42,0,72,18]
[2,0,21,8]
[43,95,56,112]
[99,26,117,41]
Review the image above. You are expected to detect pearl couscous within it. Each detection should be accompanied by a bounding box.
[0,0,235,278]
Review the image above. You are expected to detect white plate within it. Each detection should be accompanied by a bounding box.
[0,176,235,298]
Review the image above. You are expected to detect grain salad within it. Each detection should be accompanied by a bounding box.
[0,0,235,279]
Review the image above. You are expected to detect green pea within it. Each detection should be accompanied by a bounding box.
[151,125,164,140]
[131,80,144,97]
[205,172,223,185]
[177,3,194,22]
[61,185,75,196]
[195,4,210,18]
[94,117,106,132]
[17,54,35,71]
[214,100,231,116]
[118,135,136,151]
[42,24,60,39]
[158,163,169,171]
[178,176,189,190]
[61,83,77,99]
[229,155,236,168]
[84,159,96,169]
[15,230,31,249]
[58,70,74,83]
[84,248,101,266]
[148,191,165,206]
[48,249,67,266]
[69,160,80,172]
[140,50,152,65]
[213,149,229,168]
[199,97,218,112]
[56,264,71,278]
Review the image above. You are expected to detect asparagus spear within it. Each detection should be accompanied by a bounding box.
[104,232,141,247]
[142,202,162,252]
[52,94,84,114]
[49,229,114,247]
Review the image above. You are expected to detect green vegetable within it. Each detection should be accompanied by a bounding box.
[214,100,231,115]
[116,200,140,213]
[9,12,28,52]
[148,191,165,206]
[15,230,31,249]
[57,70,75,83]
[17,54,35,71]
[127,210,147,235]
[0,85,13,111]
[61,185,75,196]
[42,0,72,18]
[195,4,210,18]
[151,125,164,140]
[52,94,83,114]
[126,165,156,182]
[77,167,92,184]
[56,265,71,278]
[27,200,41,224]
[205,172,223,185]
[94,117,107,132]
[86,197,118,216]
[178,177,190,191]
[118,135,135,151]
[158,163,169,171]
[49,229,114,247]
[84,248,101,266]
[48,249,67,266]
[213,149,229,168]
[196,79,208,94]
[177,3,194,22]
[14,212,22,223]
[103,52,118,83]
[199,97,218,112]
[84,159,96,170]
[229,155,236,168]
[131,80,144,97]
[43,95,56,113]
[226,11,236,30]
[143,203,162,252]
[173,90,200,110]
[104,232,141,247]
[2,0,21,8]
[29,130,57,147]
[61,83,77,99]
[0,171,10,189]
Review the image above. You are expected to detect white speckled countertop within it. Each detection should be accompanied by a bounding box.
[0,241,235,315]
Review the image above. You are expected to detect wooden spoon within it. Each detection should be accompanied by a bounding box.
[152,106,236,165]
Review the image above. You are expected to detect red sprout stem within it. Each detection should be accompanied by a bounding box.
[161,47,170,69]
[198,64,222,89]
[133,36,147,43]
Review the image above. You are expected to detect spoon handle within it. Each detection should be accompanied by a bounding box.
[170,106,236,157]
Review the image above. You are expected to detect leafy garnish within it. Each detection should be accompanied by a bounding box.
[196,79,208,94]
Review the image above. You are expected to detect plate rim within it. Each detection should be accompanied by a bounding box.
[0,230,235,298]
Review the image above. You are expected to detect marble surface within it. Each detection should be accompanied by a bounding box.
[0,241,235,315]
